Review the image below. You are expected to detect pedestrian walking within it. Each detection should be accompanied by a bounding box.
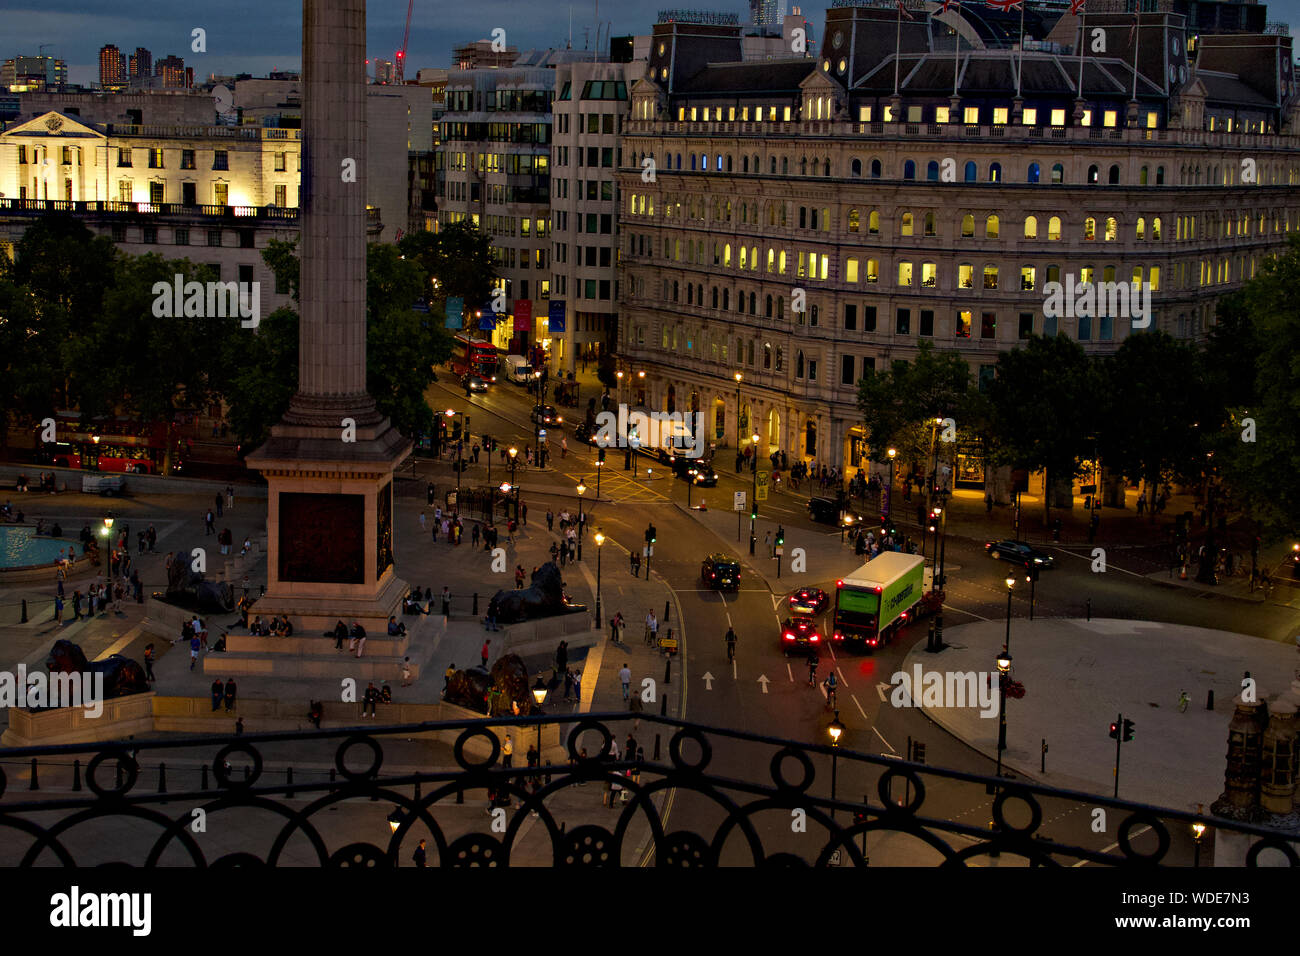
[610,611,624,645]
[561,437,568,458]
[521,501,528,526]
[412,839,427,867]
[546,509,554,531]
[226,486,234,510]
[224,678,237,712]
[419,511,426,531]
[401,656,413,687]
[985,492,994,514]
[502,734,514,768]
[645,609,658,646]
[215,491,224,518]
[204,510,215,535]
[481,639,491,669]
[619,663,632,701]
[211,678,224,711]
[190,633,201,670]
[441,585,451,618]
[143,643,155,683]
[54,594,64,626]
[515,565,526,589]
[471,523,481,547]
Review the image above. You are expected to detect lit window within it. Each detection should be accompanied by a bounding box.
[846,257,859,283]
[1022,107,1037,126]
[993,107,1009,125]
[1050,108,1066,127]
[958,263,974,289]
[935,106,950,124]
[1024,216,1038,239]
[898,261,913,286]
[901,213,914,237]
[1080,110,1092,127]
[983,265,998,290]
[963,106,979,124]
[1103,110,1118,128]
[921,262,937,287]
[1020,265,1036,291]
[956,310,972,337]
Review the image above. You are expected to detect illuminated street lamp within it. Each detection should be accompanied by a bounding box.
[387,806,406,834]
[995,647,1013,787]
[828,711,845,824]
[576,481,586,560]
[508,446,519,521]
[593,530,605,628]
[1004,576,1016,650]
[733,371,743,450]
[1192,820,1207,867]
[750,431,761,555]
[885,447,897,523]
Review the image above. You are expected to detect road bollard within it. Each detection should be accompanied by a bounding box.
[72,758,81,792]
[653,733,661,761]
[664,660,671,685]
[29,758,38,791]
[1207,689,1215,711]
[158,762,167,794]
[20,599,28,623]
[1085,598,1091,621]
[473,593,479,616]
[286,767,294,798]
[201,764,209,790]
[660,692,668,716]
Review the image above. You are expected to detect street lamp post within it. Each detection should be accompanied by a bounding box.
[100,516,114,573]
[445,409,462,516]
[995,647,1012,788]
[595,457,603,500]
[734,372,743,450]
[1004,576,1015,651]
[593,530,605,628]
[749,432,760,555]
[507,447,518,522]
[687,468,697,509]
[1192,821,1206,867]
[531,678,548,760]
[885,447,897,524]
[576,481,586,560]
[828,712,845,825]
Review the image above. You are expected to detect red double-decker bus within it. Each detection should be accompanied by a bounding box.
[449,334,499,382]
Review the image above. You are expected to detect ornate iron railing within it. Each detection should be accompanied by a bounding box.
[0,714,1295,867]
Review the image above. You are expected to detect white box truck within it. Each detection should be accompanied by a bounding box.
[831,552,931,650]
[504,355,535,385]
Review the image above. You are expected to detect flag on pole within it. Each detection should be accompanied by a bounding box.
[1069,0,1086,14]
[897,1,914,20]
[984,0,1023,10]
[444,296,464,330]
[941,0,958,11]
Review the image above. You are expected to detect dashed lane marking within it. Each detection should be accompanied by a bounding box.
[850,693,868,720]
[873,725,896,753]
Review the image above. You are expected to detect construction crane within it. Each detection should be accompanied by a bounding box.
[395,0,414,83]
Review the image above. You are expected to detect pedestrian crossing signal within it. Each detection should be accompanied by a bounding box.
[1122,719,1135,742]
[1108,721,1119,739]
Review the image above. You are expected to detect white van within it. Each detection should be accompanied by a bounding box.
[504,355,535,385]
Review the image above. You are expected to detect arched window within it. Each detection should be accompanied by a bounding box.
[752,154,759,172]
[901,212,914,237]
[726,154,733,172]
[800,157,808,176]
[961,213,975,237]
[1087,164,1099,184]
[1084,217,1096,240]
[1138,166,1148,185]
[851,158,862,178]
[1024,215,1038,239]
[672,280,679,300]
[1108,164,1120,185]
[742,155,749,173]
[1135,217,1146,240]
[796,350,805,378]
[903,160,916,180]
[1156,165,1165,185]
[723,243,732,266]
[691,154,697,170]
[868,210,880,235]
[687,284,694,305]
[765,295,773,318]
[927,160,940,181]
[781,157,789,174]
[1151,217,1162,240]
[870,159,882,178]
[821,208,830,232]
[1104,216,1117,241]
[676,153,682,169]
[924,212,936,236]
[823,159,831,176]
[989,162,1002,182]
[749,292,756,312]
[770,156,777,174]
[1048,216,1061,240]
[723,288,730,309]
[763,343,772,368]
[740,246,749,269]
[1051,163,1064,184]
[986,214,999,238]
[848,208,860,232]
[964,161,977,182]
[702,153,709,170]
[1027,162,1040,183]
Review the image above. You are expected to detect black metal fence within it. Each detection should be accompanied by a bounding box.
[0,714,1294,867]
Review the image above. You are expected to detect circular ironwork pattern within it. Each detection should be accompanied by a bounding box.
[561,825,615,866]
[85,748,138,798]
[659,831,713,867]
[565,718,613,763]
[876,766,925,815]
[769,745,815,793]
[1118,811,1170,863]
[212,742,263,790]
[446,834,503,867]
[991,786,1043,835]
[453,727,500,771]
[1244,836,1300,867]
[668,725,711,773]
[334,734,383,781]
[330,843,387,867]
[210,852,267,868]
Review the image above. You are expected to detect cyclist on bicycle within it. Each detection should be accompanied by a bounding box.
[824,670,838,707]
[806,651,818,686]
[724,627,737,662]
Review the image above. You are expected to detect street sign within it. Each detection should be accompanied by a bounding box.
[756,486,768,502]
[775,546,784,557]
[756,470,770,488]
[733,491,746,512]
[643,546,654,557]
[539,429,548,439]
[756,470,769,502]
[829,849,842,866]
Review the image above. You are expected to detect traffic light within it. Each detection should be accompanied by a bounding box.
[645,524,656,544]
[1122,719,1135,742]
[597,447,606,463]
[1108,721,1119,739]
[775,528,785,546]
[750,509,757,520]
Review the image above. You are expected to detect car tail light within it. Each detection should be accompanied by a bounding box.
[783,632,794,641]
[833,632,843,641]
[901,612,908,621]
[875,587,882,594]
[868,637,878,646]
[836,579,843,588]
[810,634,819,642]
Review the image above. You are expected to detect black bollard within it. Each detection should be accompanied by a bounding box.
[653,733,661,761]
[664,659,671,685]
[413,779,420,801]
[243,765,251,781]
[1085,598,1091,621]
[473,593,479,616]
[200,764,209,790]
[20,599,28,623]
[29,758,38,791]
[456,786,464,804]
[1207,689,1215,711]
[328,767,337,791]
[664,601,670,625]
[158,762,167,793]
[286,767,294,798]
[660,692,668,716]
[72,758,81,792]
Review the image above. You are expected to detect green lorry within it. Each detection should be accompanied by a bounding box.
[831,552,927,650]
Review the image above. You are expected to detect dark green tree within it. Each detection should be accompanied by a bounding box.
[856,340,971,464]
[986,334,1097,524]
[398,220,496,308]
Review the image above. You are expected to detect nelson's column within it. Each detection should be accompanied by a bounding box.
[245,0,410,634]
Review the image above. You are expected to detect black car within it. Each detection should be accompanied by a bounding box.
[701,553,741,591]
[531,404,563,425]
[780,614,822,654]
[787,587,829,616]
[985,539,1056,569]
[808,496,861,526]
[462,374,489,393]
[670,455,718,486]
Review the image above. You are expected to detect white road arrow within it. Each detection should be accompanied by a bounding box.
[877,682,892,702]
[758,675,770,694]
[703,672,714,690]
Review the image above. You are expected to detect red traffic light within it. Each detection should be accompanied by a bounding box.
[1108,722,1119,739]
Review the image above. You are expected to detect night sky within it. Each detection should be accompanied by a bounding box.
[3,0,1299,86]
